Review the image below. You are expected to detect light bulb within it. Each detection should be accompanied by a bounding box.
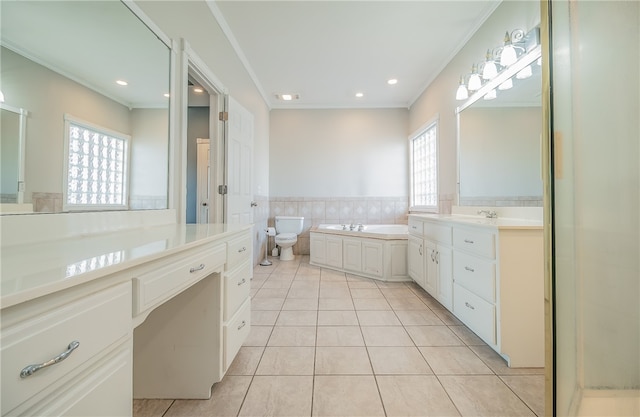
[516,65,533,79]
[499,31,518,66]
[468,64,481,91]
[482,49,498,80]
[484,89,497,100]
[498,78,513,90]
[456,76,469,100]
[0,90,4,103]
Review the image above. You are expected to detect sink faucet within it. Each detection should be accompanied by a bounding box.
[477,209,498,219]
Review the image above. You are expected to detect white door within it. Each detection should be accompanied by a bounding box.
[196,138,210,223]
[225,97,253,225]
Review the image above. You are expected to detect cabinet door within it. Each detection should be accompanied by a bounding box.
[424,239,438,296]
[343,238,362,272]
[362,240,384,277]
[436,245,453,310]
[310,234,326,265]
[325,236,343,268]
[408,235,424,286]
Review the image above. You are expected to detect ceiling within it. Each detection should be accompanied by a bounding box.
[212,0,501,109]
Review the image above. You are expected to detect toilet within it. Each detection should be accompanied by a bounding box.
[274,216,304,261]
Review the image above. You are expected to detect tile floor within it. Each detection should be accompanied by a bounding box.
[134,256,544,417]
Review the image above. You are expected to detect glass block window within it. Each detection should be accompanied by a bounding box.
[63,115,129,211]
[410,120,438,210]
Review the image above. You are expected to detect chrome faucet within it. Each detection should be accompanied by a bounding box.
[349,224,356,231]
[357,224,364,232]
[477,209,498,219]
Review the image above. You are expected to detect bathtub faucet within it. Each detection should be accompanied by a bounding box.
[349,224,356,231]
[477,209,498,219]
[357,224,364,232]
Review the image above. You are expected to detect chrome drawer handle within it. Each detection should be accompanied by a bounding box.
[237,320,246,330]
[465,302,475,310]
[20,340,80,378]
[464,266,475,272]
[418,244,422,256]
[190,263,205,273]
[237,278,246,286]
[464,239,474,244]
[238,247,247,253]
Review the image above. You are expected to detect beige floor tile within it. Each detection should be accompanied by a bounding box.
[356,310,401,326]
[376,375,460,417]
[350,288,384,298]
[406,325,464,346]
[255,346,315,375]
[432,308,464,325]
[294,273,321,281]
[449,325,487,346]
[319,287,352,298]
[318,298,354,310]
[347,280,379,289]
[368,346,433,375]
[419,346,493,375]
[251,310,279,326]
[386,296,430,310]
[243,325,273,347]
[254,288,289,298]
[164,376,251,417]
[379,287,416,298]
[250,288,259,298]
[250,278,266,289]
[268,273,296,282]
[268,326,317,346]
[361,326,414,346]
[375,281,408,288]
[469,345,545,375]
[312,376,385,416]
[395,309,444,326]
[316,326,364,346]
[251,297,285,310]
[260,279,293,289]
[353,298,392,310]
[500,375,545,417]
[320,270,347,281]
[239,376,313,417]
[440,375,536,416]
[319,281,349,289]
[315,346,373,374]
[290,281,320,290]
[226,346,264,375]
[317,310,359,326]
[133,399,173,417]
[287,288,320,298]
[282,298,319,311]
[275,310,318,326]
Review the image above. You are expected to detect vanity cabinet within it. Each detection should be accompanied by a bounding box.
[408,214,544,367]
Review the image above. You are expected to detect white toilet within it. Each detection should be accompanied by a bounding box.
[274,216,304,261]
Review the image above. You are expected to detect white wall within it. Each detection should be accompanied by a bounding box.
[409,1,540,209]
[269,108,409,198]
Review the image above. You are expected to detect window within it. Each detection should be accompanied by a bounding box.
[409,120,438,211]
[63,115,130,211]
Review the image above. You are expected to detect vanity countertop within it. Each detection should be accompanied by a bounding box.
[0,223,252,309]
[410,213,543,230]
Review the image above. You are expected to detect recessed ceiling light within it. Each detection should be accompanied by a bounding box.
[387,79,398,85]
[275,93,300,101]
[116,80,128,86]
[193,87,204,93]
[355,92,364,98]
[281,94,293,101]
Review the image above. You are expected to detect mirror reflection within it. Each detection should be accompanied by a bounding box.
[457,49,543,207]
[0,1,170,214]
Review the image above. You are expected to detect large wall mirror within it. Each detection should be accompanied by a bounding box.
[0,1,171,214]
[457,43,543,207]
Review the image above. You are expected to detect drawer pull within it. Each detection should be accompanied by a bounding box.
[418,244,422,256]
[238,247,247,253]
[237,278,247,286]
[237,320,247,330]
[464,266,475,272]
[190,263,205,273]
[464,239,475,244]
[20,340,80,378]
[465,302,475,310]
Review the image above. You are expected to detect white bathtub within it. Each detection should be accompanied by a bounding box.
[310,224,409,281]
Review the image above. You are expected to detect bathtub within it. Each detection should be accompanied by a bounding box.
[310,224,409,281]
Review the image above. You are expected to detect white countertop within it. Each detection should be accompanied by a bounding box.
[410,213,543,230]
[0,223,251,309]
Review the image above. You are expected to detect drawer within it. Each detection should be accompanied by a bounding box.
[453,252,496,303]
[227,232,252,270]
[223,298,251,371]
[224,261,251,321]
[408,218,423,235]
[424,222,452,245]
[133,243,226,315]
[1,282,131,415]
[453,227,495,259]
[453,283,496,345]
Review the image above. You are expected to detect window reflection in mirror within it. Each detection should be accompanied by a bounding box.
[0,1,170,214]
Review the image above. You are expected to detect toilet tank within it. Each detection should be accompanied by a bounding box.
[275,216,304,234]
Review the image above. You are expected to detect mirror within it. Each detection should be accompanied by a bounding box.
[457,46,543,207]
[0,1,170,214]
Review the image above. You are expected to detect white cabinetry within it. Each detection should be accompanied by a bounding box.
[343,238,362,272]
[407,234,425,288]
[326,236,343,269]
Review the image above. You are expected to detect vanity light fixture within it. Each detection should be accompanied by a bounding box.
[163,93,170,98]
[355,92,364,98]
[499,30,523,67]
[193,87,204,94]
[0,90,4,102]
[387,78,398,85]
[483,89,497,100]
[516,65,533,79]
[116,80,128,86]
[467,64,482,91]
[456,76,469,100]
[481,49,498,80]
[498,78,513,90]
